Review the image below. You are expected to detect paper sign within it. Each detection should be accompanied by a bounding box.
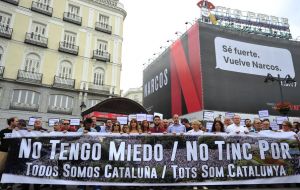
[128,114,137,121]
[206,122,213,132]
[117,117,128,125]
[276,116,288,125]
[203,111,214,121]
[270,121,280,131]
[48,118,60,126]
[240,119,246,126]
[259,110,269,119]
[225,112,235,118]
[70,118,81,126]
[154,112,163,119]
[146,115,154,122]
[136,114,147,122]
[28,117,41,126]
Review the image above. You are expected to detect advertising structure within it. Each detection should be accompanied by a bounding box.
[143,22,300,118]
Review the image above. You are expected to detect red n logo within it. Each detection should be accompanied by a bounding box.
[170,22,204,115]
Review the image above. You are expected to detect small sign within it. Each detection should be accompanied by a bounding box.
[154,112,163,119]
[258,110,269,119]
[276,116,288,125]
[117,117,128,125]
[128,114,137,121]
[270,121,280,131]
[48,118,60,126]
[70,118,81,126]
[206,122,213,132]
[240,119,246,126]
[136,114,147,122]
[146,115,154,122]
[28,117,41,126]
[225,112,235,118]
[203,111,214,121]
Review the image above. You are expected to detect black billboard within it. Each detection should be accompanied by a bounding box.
[143,22,300,118]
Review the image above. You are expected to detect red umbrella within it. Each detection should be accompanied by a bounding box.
[197,0,215,10]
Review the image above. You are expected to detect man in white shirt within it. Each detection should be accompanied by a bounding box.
[226,115,249,134]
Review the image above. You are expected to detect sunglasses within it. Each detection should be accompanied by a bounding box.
[63,123,70,125]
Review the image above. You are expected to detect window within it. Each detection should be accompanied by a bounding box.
[97,40,108,52]
[12,90,40,105]
[63,31,76,48]
[99,14,109,25]
[37,0,51,6]
[0,46,3,65]
[31,22,46,37]
[87,99,101,109]
[24,53,40,73]
[49,95,73,109]
[93,67,104,85]
[68,4,80,15]
[0,12,11,27]
[59,61,72,79]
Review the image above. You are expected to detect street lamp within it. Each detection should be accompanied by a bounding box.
[80,101,86,119]
[264,73,296,115]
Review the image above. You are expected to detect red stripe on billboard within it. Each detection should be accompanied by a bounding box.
[170,23,203,115]
[188,22,204,110]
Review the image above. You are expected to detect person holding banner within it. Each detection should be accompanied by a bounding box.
[99,120,113,133]
[187,120,204,134]
[31,119,48,132]
[223,117,232,129]
[252,119,262,132]
[111,122,121,133]
[129,119,141,133]
[77,118,97,133]
[141,120,150,133]
[211,120,225,133]
[167,114,186,133]
[149,116,166,133]
[226,115,249,134]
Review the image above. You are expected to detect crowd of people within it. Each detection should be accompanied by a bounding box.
[0,114,300,190]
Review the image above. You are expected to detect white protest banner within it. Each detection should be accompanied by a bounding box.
[206,122,213,132]
[136,114,147,122]
[203,111,214,121]
[128,114,137,121]
[215,37,295,77]
[70,118,81,126]
[154,112,163,119]
[258,110,269,119]
[146,115,154,122]
[270,121,280,131]
[225,112,235,118]
[117,117,128,125]
[276,116,288,125]
[48,118,60,126]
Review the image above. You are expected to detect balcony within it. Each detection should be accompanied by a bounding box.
[31,1,53,17]
[58,42,79,55]
[0,25,13,39]
[87,82,113,94]
[17,70,43,84]
[93,50,110,62]
[63,12,82,25]
[25,32,48,48]
[53,76,75,89]
[95,22,112,34]
[48,106,73,115]
[10,102,39,112]
[0,0,19,5]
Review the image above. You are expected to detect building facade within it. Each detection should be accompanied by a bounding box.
[0,0,126,127]
[122,87,143,105]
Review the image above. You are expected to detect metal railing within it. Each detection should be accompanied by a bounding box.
[17,70,43,84]
[0,66,4,78]
[58,41,79,55]
[95,22,112,34]
[63,12,82,25]
[31,1,53,16]
[87,82,112,93]
[25,32,48,48]
[1,0,19,5]
[53,76,75,89]
[10,102,39,112]
[92,50,110,62]
[0,25,13,39]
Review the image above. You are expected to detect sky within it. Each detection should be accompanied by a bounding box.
[119,0,300,92]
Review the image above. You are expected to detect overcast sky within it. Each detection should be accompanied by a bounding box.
[119,0,300,92]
